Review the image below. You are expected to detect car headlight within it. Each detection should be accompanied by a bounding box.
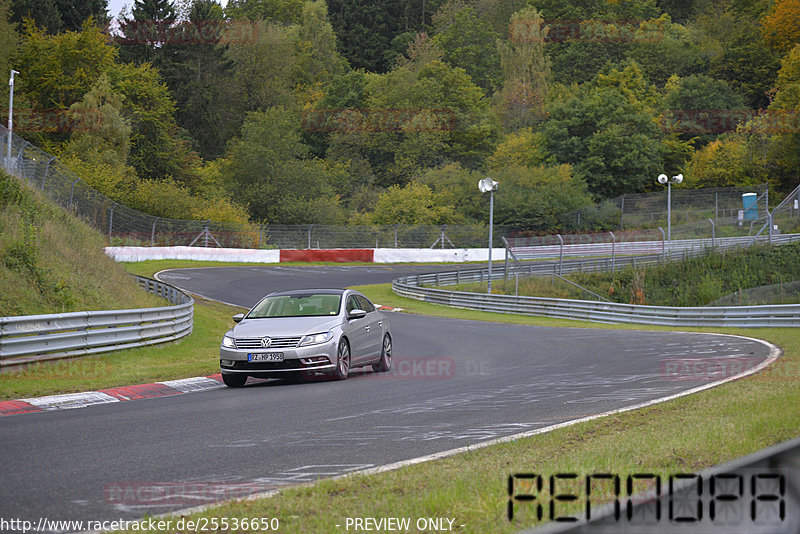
[221,335,236,348]
[299,332,333,346]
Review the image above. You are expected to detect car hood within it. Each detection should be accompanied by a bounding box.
[232,316,343,338]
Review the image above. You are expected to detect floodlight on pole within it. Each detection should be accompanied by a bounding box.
[657,173,683,253]
[6,69,19,169]
[478,177,498,294]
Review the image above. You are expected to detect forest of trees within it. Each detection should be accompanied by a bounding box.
[1,0,799,230]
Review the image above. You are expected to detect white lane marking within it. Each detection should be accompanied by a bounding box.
[159,377,224,393]
[22,391,120,411]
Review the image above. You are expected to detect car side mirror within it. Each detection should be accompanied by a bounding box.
[233,313,244,323]
[348,309,367,320]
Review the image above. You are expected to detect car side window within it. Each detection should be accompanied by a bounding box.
[356,295,375,313]
[346,296,359,314]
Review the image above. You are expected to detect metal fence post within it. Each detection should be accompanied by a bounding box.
[557,234,564,276]
[769,212,773,244]
[658,227,665,263]
[151,217,159,246]
[108,205,114,243]
[308,224,313,249]
[69,178,80,210]
[708,218,715,249]
[394,224,398,248]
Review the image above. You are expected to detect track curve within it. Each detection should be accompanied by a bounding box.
[0,265,775,529]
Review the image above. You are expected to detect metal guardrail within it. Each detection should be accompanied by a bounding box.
[392,237,800,328]
[0,276,193,367]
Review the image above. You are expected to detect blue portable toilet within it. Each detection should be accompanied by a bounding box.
[742,193,758,221]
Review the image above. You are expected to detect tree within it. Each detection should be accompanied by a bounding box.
[224,0,304,23]
[0,0,18,105]
[496,6,550,129]
[327,0,442,73]
[11,0,108,33]
[662,73,747,147]
[433,6,502,93]
[16,19,116,112]
[542,80,665,198]
[695,2,780,108]
[490,164,593,230]
[108,60,201,185]
[225,107,344,223]
[158,0,232,159]
[626,15,709,86]
[364,55,496,183]
[761,0,800,54]
[292,0,348,91]
[365,181,460,225]
[117,0,177,66]
[224,22,296,121]
[684,137,761,188]
[487,128,548,169]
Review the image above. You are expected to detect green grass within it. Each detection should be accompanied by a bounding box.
[0,171,163,316]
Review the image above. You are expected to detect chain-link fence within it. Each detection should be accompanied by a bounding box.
[559,183,771,232]
[2,124,796,250]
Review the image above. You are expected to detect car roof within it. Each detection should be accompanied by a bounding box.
[266,288,348,297]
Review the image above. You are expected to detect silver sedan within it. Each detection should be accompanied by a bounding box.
[219,288,392,387]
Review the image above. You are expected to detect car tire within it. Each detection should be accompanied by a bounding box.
[330,338,350,380]
[372,334,392,373]
[222,373,247,388]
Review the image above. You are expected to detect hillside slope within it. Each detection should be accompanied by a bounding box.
[0,170,163,316]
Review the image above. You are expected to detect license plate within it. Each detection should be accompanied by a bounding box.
[248,352,284,362]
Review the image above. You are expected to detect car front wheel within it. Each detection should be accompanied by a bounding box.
[330,339,350,380]
[222,373,248,388]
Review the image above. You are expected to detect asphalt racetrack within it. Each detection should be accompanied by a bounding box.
[0,265,774,530]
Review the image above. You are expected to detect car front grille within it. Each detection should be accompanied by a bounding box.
[234,336,302,349]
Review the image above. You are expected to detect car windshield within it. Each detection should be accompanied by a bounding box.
[247,294,342,318]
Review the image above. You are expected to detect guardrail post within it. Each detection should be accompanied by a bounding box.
[658,227,665,264]
[557,234,564,276]
[609,231,616,274]
[708,218,715,249]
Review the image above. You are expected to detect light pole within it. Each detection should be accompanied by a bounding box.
[478,177,498,294]
[657,173,683,253]
[6,69,19,169]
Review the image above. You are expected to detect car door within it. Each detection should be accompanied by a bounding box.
[343,294,370,364]
[356,295,383,359]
